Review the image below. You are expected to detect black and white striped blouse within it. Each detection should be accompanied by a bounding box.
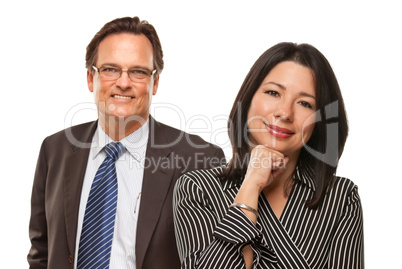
[173,166,364,268]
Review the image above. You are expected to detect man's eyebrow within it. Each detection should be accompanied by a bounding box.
[98,63,119,68]
[98,63,151,70]
[129,65,152,70]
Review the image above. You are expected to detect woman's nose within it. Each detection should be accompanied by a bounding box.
[273,101,293,122]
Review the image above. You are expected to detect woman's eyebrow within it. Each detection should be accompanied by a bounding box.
[263,81,316,99]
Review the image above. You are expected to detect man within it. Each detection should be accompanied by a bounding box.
[28,16,225,269]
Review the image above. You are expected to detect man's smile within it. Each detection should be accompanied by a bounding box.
[112,94,133,100]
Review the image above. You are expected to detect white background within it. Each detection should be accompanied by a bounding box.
[1,0,401,268]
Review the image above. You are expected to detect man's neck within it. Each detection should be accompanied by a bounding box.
[99,114,149,141]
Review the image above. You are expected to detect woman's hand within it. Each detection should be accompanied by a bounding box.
[243,145,288,192]
[234,145,288,268]
[234,146,288,224]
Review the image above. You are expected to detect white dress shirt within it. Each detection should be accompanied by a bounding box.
[74,120,149,269]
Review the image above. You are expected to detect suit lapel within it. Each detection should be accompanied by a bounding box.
[63,121,97,256]
[136,117,175,268]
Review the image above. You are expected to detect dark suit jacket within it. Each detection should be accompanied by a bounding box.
[28,116,225,269]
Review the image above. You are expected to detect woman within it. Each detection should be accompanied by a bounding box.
[173,42,363,269]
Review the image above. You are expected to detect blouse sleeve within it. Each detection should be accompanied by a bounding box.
[173,173,264,269]
[328,186,364,268]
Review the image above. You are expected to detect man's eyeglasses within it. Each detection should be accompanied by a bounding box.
[92,65,156,82]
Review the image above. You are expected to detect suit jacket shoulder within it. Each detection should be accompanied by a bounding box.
[42,121,97,150]
[148,118,226,172]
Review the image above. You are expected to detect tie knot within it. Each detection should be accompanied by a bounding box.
[104,142,126,161]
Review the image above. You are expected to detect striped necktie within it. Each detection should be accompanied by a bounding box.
[77,142,126,269]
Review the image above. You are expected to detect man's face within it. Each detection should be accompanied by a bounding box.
[87,33,158,125]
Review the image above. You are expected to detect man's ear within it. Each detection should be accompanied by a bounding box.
[152,75,159,95]
[87,70,94,93]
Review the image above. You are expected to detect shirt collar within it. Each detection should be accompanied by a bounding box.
[293,165,316,191]
[92,119,149,161]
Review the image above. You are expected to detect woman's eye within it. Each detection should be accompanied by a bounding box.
[265,90,279,97]
[299,101,313,109]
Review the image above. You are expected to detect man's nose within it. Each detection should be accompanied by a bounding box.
[115,70,131,89]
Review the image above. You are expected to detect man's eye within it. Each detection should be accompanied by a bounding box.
[130,69,148,75]
[101,67,119,73]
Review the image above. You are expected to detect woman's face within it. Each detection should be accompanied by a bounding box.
[247,61,317,159]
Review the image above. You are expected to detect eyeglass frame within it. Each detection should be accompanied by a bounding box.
[92,65,157,82]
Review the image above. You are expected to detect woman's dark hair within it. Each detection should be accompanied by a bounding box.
[85,16,164,76]
[222,42,348,209]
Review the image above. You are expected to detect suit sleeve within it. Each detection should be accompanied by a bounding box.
[27,139,49,269]
[173,174,263,269]
[328,186,364,268]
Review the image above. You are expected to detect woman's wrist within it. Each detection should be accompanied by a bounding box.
[230,203,258,217]
[234,181,261,224]
[242,175,266,194]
